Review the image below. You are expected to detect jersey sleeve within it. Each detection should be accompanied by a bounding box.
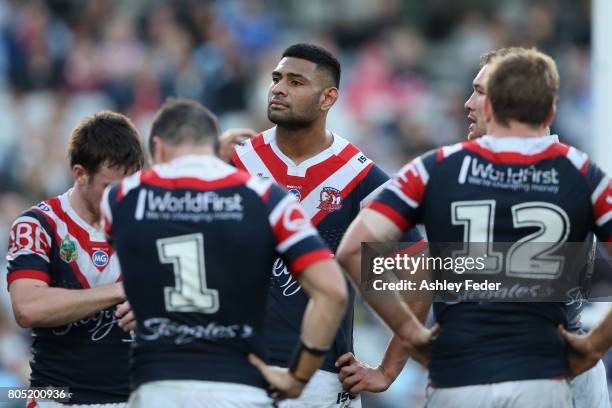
[366,151,435,232]
[265,184,334,278]
[586,162,612,242]
[357,164,390,208]
[6,210,53,286]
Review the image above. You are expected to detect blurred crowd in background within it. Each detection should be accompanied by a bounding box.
[0,0,596,406]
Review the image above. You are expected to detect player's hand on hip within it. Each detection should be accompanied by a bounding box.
[248,353,305,401]
[218,128,257,162]
[558,324,603,377]
[398,321,440,367]
[116,301,136,332]
[336,352,391,394]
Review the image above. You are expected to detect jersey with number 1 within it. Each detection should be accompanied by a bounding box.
[101,155,333,390]
[232,128,424,373]
[368,135,612,387]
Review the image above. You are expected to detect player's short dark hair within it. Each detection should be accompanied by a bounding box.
[69,110,144,175]
[149,98,220,156]
[486,48,559,127]
[282,43,341,88]
[479,47,525,68]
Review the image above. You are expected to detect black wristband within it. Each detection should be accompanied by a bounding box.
[288,340,330,379]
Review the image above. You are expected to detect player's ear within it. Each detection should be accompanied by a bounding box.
[150,136,165,164]
[320,87,339,112]
[72,164,89,186]
[544,103,556,129]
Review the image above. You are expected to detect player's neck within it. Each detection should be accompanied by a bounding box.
[159,145,215,163]
[68,187,100,228]
[275,122,333,165]
[486,120,549,138]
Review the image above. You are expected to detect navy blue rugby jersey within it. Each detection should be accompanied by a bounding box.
[101,155,333,390]
[368,135,612,387]
[232,128,424,373]
[5,190,131,404]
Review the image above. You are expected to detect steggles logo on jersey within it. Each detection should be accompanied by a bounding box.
[59,235,78,263]
[318,187,342,212]
[91,250,109,267]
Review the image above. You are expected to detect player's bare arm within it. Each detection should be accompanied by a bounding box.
[336,300,431,394]
[9,278,125,328]
[337,209,438,362]
[559,308,612,377]
[250,258,348,400]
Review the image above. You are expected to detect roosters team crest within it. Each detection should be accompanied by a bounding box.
[318,187,342,212]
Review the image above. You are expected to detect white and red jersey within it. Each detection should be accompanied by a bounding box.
[5,190,131,404]
[232,127,423,373]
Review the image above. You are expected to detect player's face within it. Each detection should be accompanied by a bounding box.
[267,57,324,128]
[80,163,131,221]
[464,65,488,140]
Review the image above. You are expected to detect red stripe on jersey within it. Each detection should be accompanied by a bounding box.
[32,206,92,289]
[366,201,411,231]
[102,213,112,237]
[296,144,362,200]
[140,169,250,191]
[252,138,288,184]
[463,141,568,164]
[436,147,444,162]
[47,198,92,250]
[261,185,272,203]
[310,162,375,226]
[394,161,426,208]
[288,249,334,278]
[580,160,590,176]
[27,399,37,408]
[231,150,246,171]
[8,269,51,285]
[593,181,612,221]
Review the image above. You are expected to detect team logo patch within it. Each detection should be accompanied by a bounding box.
[37,202,50,212]
[92,250,109,267]
[60,236,78,263]
[288,188,301,201]
[318,187,342,212]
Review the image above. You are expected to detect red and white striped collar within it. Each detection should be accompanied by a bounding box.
[265,127,350,175]
[57,189,105,240]
[475,134,560,154]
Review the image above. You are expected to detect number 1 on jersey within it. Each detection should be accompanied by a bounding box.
[157,233,220,314]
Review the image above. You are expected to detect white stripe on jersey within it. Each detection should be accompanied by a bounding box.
[413,156,429,184]
[121,170,143,198]
[475,134,560,154]
[276,228,318,253]
[299,151,373,219]
[154,155,237,180]
[234,139,275,179]
[269,194,297,227]
[442,143,463,158]
[596,210,612,227]
[591,176,610,204]
[386,183,420,208]
[566,146,589,171]
[246,177,273,198]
